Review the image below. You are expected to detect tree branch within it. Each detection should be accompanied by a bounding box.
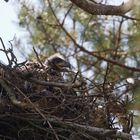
[46,117,132,140]
[70,0,135,15]
[48,0,140,72]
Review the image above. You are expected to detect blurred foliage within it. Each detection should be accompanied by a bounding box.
[15,0,140,137]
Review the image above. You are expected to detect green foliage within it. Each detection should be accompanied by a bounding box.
[17,0,140,93]
[17,1,140,82]
[16,0,140,137]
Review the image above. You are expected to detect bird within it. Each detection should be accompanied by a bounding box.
[16,53,71,92]
[17,53,70,74]
[44,53,71,72]
[18,53,71,77]
[44,53,71,82]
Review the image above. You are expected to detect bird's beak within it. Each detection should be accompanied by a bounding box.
[56,60,72,70]
[63,61,72,69]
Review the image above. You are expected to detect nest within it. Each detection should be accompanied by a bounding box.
[0,39,132,140]
[0,64,133,140]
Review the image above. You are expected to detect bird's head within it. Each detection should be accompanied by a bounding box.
[44,53,71,71]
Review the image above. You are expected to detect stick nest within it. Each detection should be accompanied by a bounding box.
[0,39,133,140]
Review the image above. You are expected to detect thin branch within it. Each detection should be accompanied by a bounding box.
[121,15,140,21]
[28,77,81,88]
[48,0,140,72]
[46,117,132,140]
[72,71,79,83]
[0,74,60,140]
[33,46,44,68]
[0,37,11,66]
[0,78,27,108]
[61,4,73,26]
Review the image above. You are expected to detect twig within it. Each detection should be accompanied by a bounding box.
[28,77,81,88]
[72,71,79,83]
[0,78,27,108]
[0,37,11,66]
[33,46,44,68]
[0,74,60,140]
[8,36,18,66]
[44,116,132,140]
[61,4,73,26]
[47,1,140,72]
[121,15,140,21]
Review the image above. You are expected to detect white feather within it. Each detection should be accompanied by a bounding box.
[44,53,64,65]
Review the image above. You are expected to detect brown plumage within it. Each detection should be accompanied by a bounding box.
[16,53,71,92]
[18,53,71,81]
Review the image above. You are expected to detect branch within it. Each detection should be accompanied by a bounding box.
[70,0,136,15]
[48,1,140,72]
[79,46,140,72]
[46,117,132,140]
[0,78,27,108]
[0,37,11,66]
[28,77,81,88]
[0,71,60,140]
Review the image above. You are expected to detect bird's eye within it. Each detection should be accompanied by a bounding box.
[53,58,62,63]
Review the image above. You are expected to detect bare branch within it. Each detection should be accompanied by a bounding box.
[70,0,136,15]
[48,0,140,72]
[0,78,27,108]
[46,117,132,140]
[28,77,81,88]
